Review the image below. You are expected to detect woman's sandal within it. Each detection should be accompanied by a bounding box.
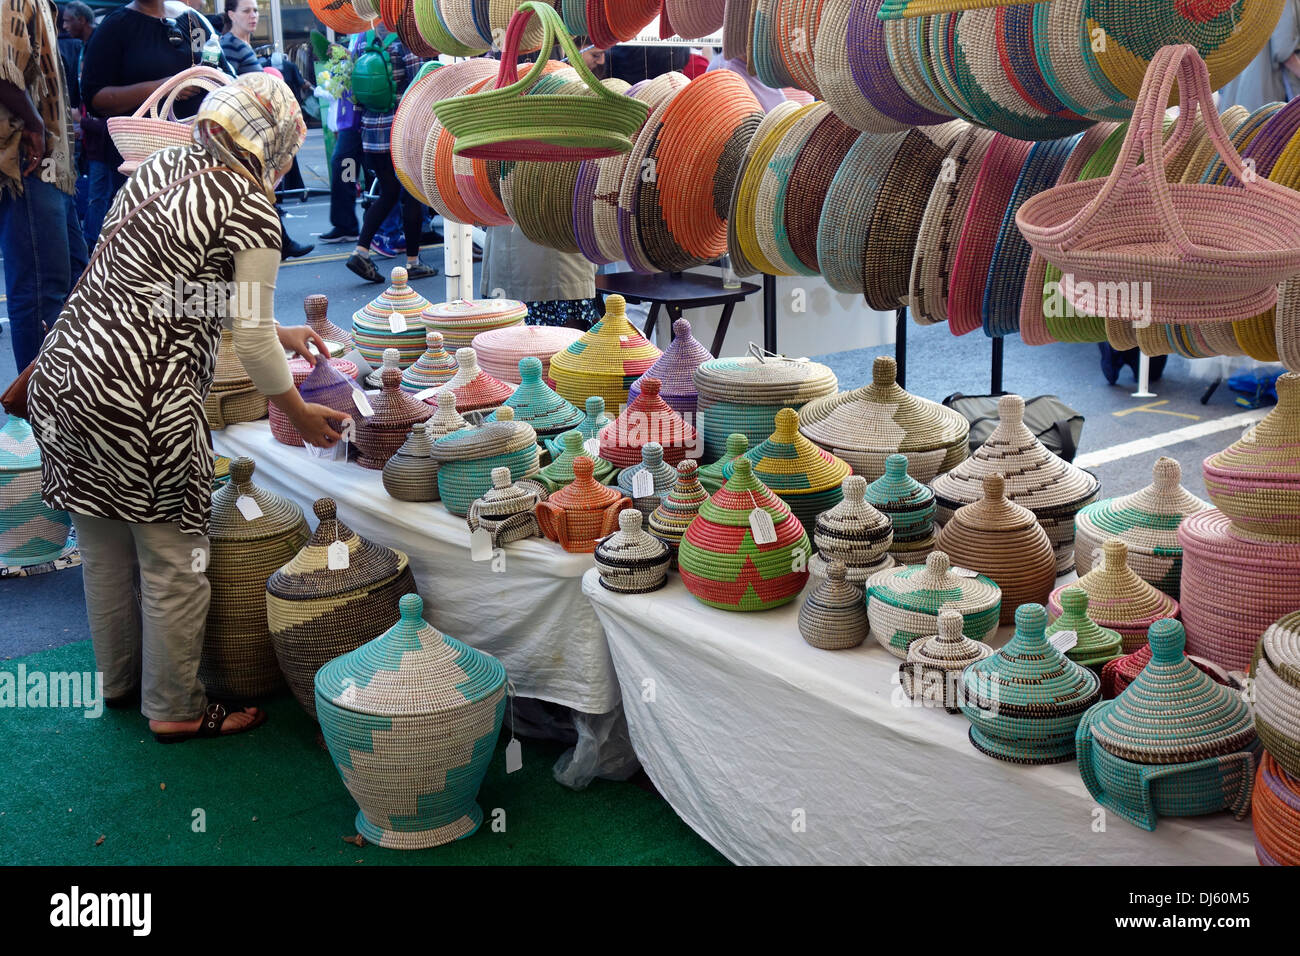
[152,702,267,745]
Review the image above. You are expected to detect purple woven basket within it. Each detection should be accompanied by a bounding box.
[998,4,1087,124]
[573,161,605,264]
[1226,95,1300,187]
[627,318,713,420]
[848,0,950,127]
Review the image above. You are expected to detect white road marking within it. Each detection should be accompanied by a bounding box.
[1075,409,1268,468]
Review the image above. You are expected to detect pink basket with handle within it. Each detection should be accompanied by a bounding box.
[1017,44,1300,326]
[108,66,231,173]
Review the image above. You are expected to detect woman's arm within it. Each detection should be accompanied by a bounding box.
[230,247,349,447]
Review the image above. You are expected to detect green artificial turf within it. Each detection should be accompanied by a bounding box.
[0,641,728,866]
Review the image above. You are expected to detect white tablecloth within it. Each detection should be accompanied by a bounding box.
[583,569,1257,866]
[214,423,619,716]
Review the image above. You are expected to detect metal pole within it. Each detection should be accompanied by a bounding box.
[1132,351,1156,398]
[991,336,1004,395]
[763,273,778,353]
[895,307,907,389]
[269,0,284,53]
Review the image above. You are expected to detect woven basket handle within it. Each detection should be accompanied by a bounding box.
[138,65,231,123]
[1138,750,1257,821]
[491,1,626,107]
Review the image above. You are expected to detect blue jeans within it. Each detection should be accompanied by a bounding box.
[329,124,364,235]
[83,160,122,250]
[0,176,90,370]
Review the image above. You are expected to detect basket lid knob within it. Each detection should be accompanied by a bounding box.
[496,406,515,422]
[303,294,328,320]
[1277,371,1298,405]
[926,550,950,576]
[426,331,443,349]
[937,607,963,643]
[437,389,458,411]
[1151,456,1181,490]
[1147,617,1185,664]
[998,394,1025,426]
[678,458,698,477]
[1060,586,1088,615]
[872,356,898,387]
[229,456,255,485]
[641,442,663,466]
[827,560,848,584]
[562,430,584,453]
[773,407,799,440]
[1016,602,1047,637]
[518,356,543,382]
[398,592,423,621]
[585,396,605,417]
[884,454,909,478]
[391,266,408,286]
[842,474,866,502]
[640,377,661,398]
[725,433,749,456]
[672,317,691,339]
[382,347,400,368]
[381,367,401,390]
[619,508,642,533]
[455,347,479,372]
[982,473,1006,501]
[573,456,594,479]
[1102,537,1128,570]
[732,457,753,479]
[313,497,337,521]
[604,295,626,321]
[491,466,512,489]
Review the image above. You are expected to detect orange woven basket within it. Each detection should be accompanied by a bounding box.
[311,0,374,32]
[605,0,662,41]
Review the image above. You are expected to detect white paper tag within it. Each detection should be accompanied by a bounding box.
[749,508,777,545]
[235,495,263,521]
[327,540,350,570]
[388,311,407,334]
[619,334,628,343]
[950,565,979,578]
[412,387,440,402]
[1049,630,1078,654]
[351,388,375,418]
[505,737,523,774]
[583,438,602,459]
[470,527,494,562]
[632,469,655,498]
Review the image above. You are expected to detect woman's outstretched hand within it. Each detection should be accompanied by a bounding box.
[276,325,330,365]
[292,403,352,449]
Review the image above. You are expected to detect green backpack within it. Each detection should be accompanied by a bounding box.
[351,31,399,112]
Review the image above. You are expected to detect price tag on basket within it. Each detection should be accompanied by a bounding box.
[749,509,777,545]
[351,388,375,418]
[388,310,407,334]
[470,527,494,562]
[950,566,979,578]
[327,540,350,570]
[583,438,602,458]
[412,386,440,402]
[235,495,263,521]
[632,469,654,499]
[1049,630,1078,654]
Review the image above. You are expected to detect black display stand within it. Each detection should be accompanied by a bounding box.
[894,306,1005,395]
[594,272,763,356]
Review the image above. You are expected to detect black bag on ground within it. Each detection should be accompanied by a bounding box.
[942,393,1085,463]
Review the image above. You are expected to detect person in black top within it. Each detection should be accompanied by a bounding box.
[55,7,83,109]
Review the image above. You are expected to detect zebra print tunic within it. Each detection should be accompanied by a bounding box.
[27,146,282,536]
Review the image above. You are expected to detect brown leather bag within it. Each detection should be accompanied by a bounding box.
[1,166,233,420]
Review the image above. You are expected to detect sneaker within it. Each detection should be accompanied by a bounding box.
[370,235,405,258]
[347,253,384,283]
[318,227,359,244]
[405,261,438,280]
[281,238,315,261]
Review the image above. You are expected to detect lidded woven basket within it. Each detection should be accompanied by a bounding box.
[616,441,679,520]
[808,475,894,584]
[698,432,748,495]
[351,267,434,369]
[937,474,1057,625]
[931,393,1100,574]
[865,453,936,565]
[1253,750,1300,866]
[422,298,529,352]
[355,368,436,470]
[694,354,838,462]
[1049,539,1179,654]
[548,295,661,410]
[303,293,354,352]
[1076,619,1257,831]
[0,416,71,568]
[472,324,581,385]
[595,508,672,594]
[1202,372,1300,542]
[627,318,712,420]
[433,348,516,414]
[723,408,851,535]
[467,465,543,548]
[535,456,631,553]
[365,347,402,390]
[202,457,310,699]
[959,603,1102,765]
[1100,640,1237,700]
[867,550,1001,659]
[545,396,611,459]
[798,561,869,651]
[1074,456,1209,600]
[270,357,360,447]
[426,389,472,439]
[402,332,459,394]
[1046,587,1124,671]
[678,457,811,612]
[204,329,268,430]
[1251,610,1300,781]
[431,407,542,517]
[266,498,419,719]
[598,378,700,469]
[315,593,507,850]
[538,429,618,491]
[648,459,709,569]
[485,356,582,438]
[900,606,995,713]
[382,421,442,503]
[797,357,969,483]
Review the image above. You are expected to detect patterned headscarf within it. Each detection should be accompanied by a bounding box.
[193,72,307,202]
